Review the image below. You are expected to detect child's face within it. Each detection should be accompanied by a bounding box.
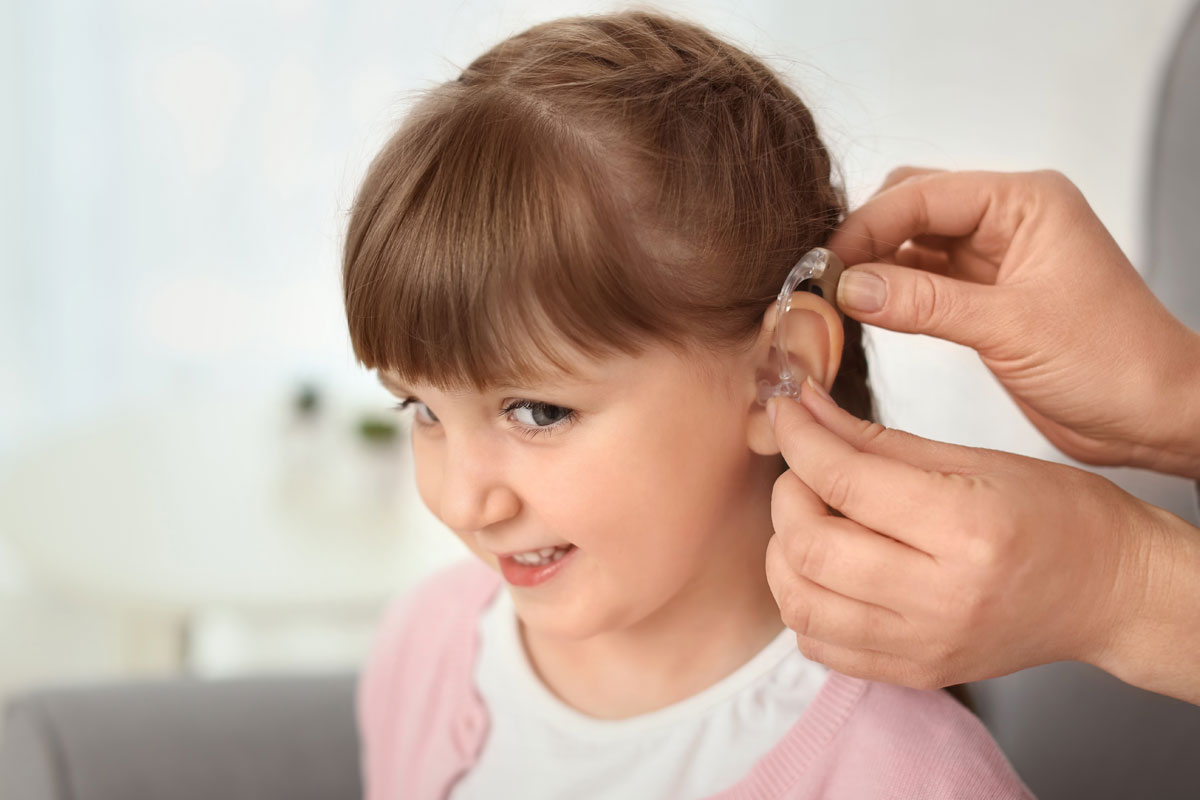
[379,339,780,641]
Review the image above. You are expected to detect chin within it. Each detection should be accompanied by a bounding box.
[512,599,615,642]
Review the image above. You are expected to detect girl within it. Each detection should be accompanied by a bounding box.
[343,10,1032,799]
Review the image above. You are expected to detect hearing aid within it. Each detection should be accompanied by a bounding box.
[755,247,845,406]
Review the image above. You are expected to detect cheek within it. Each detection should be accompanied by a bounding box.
[626,412,750,548]
[531,425,730,557]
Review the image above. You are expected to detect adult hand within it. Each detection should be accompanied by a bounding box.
[765,380,1200,703]
[827,168,1200,480]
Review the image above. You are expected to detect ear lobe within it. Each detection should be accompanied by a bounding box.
[746,291,844,456]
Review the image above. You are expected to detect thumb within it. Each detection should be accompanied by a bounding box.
[835,263,1006,352]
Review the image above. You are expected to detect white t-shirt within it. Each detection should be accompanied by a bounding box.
[449,587,830,800]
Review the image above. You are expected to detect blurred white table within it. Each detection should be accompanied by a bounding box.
[0,394,463,674]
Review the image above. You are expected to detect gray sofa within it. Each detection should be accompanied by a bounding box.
[0,674,360,800]
[3,665,1199,799]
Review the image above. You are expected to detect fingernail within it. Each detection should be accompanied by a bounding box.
[838,270,886,313]
[767,396,778,426]
[805,375,834,404]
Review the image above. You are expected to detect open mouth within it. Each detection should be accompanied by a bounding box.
[509,544,575,566]
[499,544,579,587]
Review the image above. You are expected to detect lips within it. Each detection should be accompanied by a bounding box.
[498,544,579,587]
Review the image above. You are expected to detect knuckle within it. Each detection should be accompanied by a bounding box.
[793,604,816,639]
[908,270,943,332]
[961,531,1001,570]
[955,485,1016,568]
[883,166,922,190]
[822,469,854,513]
[770,472,793,518]
[916,632,963,675]
[784,526,825,580]
[1033,169,1082,201]
[946,580,991,635]
[896,647,951,689]
[912,181,933,235]
[963,513,1017,573]
[764,536,786,590]
[771,471,806,525]
[772,468,800,500]
[1034,168,1068,186]
[909,668,947,691]
[794,633,825,664]
[781,590,816,638]
[853,419,891,451]
[765,531,785,564]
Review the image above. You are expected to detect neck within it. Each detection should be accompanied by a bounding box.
[520,500,784,719]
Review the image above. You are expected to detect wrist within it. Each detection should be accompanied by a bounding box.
[1138,326,1200,480]
[1091,503,1200,704]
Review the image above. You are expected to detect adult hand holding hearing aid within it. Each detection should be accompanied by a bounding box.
[766,380,1200,705]
[765,168,1200,705]
[828,168,1200,481]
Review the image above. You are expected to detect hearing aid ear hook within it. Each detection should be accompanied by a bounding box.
[755,247,845,406]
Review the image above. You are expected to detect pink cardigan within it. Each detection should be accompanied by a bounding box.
[358,560,1033,799]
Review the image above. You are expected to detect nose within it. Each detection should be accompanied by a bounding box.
[436,433,521,534]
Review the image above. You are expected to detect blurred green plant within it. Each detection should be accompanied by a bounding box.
[295,383,320,416]
[357,415,398,444]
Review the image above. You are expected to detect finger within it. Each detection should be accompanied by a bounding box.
[828,170,1007,267]
[771,464,832,520]
[768,393,945,552]
[766,540,912,652]
[769,504,937,612]
[909,233,954,251]
[872,165,946,197]
[797,379,979,474]
[834,262,1015,353]
[893,242,952,274]
[891,236,1000,286]
[793,634,941,690]
[921,234,1004,285]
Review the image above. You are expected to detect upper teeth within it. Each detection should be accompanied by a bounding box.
[512,546,571,565]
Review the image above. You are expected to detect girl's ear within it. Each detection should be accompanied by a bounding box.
[746,292,844,456]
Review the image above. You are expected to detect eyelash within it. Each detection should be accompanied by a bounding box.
[391,397,578,440]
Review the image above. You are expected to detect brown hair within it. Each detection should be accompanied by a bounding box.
[342,9,873,422]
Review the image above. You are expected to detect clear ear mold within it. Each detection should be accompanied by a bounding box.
[756,247,845,406]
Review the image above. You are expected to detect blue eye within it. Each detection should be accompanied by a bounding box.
[391,397,577,439]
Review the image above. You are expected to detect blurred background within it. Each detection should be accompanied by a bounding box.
[1,0,1197,760]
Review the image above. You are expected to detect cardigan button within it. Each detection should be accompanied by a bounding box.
[452,707,488,758]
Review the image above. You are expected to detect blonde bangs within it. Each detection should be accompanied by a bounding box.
[342,86,687,392]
